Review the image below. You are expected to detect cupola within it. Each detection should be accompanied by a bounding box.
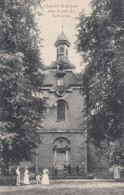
[54,32,71,60]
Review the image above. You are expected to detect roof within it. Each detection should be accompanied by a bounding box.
[57,32,69,42]
[47,56,75,69]
[68,73,82,86]
[42,71,82,86]
[54,32,71,47]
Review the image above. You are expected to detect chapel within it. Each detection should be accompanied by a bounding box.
[24,31,108,174]
[36,31,87,172]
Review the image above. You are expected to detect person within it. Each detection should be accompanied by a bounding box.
[63,161,67,170]
[42,168,49,184]
[114,164,121,180]
[23,166,30,185]
[68,162,71,174]
[54,164,57,175]
[36,173,41,184]
[76,164,80,175]
[16,166,21,186]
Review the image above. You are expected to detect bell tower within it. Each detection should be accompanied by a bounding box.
[54,31,71,60]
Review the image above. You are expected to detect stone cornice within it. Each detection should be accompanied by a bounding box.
[38,129,84,133]
[41,85,82,91]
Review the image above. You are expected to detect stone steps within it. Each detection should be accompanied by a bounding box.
[50,176,94,180]
[49,173,94,180]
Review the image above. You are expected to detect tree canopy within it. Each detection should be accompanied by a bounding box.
[0,0,47,172]
[76,0,124,164]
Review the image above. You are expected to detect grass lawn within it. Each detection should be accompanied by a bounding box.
[0,180,124,195]
[0,187,124,195]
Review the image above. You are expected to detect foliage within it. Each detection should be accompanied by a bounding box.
[76,0,124,164]
[0,0,47,171]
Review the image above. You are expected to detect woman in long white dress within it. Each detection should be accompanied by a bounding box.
[16,166,21,186]
[114,164,121,180]
[42,168,49,184]
[23,166,30,185]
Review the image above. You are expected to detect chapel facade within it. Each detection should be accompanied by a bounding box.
[36,31,87,173]
[24,32,109,174]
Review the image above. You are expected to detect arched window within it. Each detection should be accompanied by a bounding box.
[57,100,68,121]
[60,47,64,54]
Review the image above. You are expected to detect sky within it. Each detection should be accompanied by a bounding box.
[38,0,91,73]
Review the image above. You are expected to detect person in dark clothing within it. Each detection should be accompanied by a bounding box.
[68,162,71,174]
[63,161,67,170]
[76,164,80,175]
[54,164,57,175]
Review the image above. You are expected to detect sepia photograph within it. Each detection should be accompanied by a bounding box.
[0,0,124,194]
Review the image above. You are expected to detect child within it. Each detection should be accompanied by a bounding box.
[36,173,41,184]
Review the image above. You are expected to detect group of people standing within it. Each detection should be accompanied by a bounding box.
[53,161,72,176]
[16,166,49,186]
[15,163,122,186]
[16,166,30,186]
[110,164,122,181]
[63,161,72,174]
[63,162,80,175]
[54,162,80,175]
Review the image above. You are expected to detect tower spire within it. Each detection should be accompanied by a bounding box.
[54,27,71,60]
[62,21,64,32]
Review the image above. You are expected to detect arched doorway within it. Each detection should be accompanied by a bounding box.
[53,137,70,170]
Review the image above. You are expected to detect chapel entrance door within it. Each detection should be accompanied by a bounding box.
[56,150,66,170]
[53,137,70,170]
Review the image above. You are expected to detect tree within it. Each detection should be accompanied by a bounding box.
[0,0,47,173]
[76,0,124,164]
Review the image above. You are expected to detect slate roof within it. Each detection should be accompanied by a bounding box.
[56,32,69,42]
[48,56,75,69]
[54,32,71,47]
